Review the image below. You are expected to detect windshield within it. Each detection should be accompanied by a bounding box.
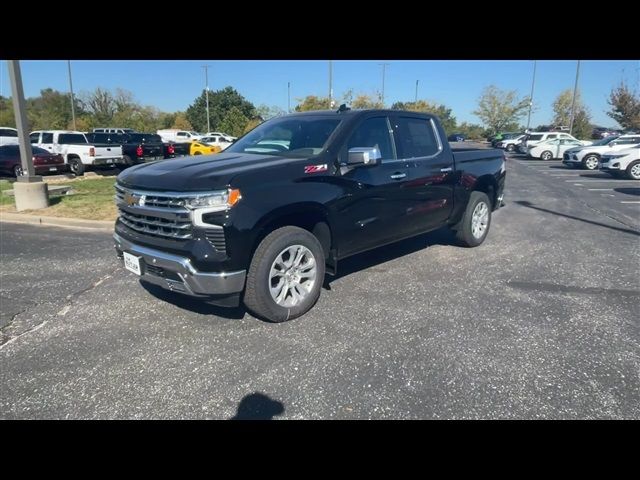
[226,116,341,157]
[592,136,619,146]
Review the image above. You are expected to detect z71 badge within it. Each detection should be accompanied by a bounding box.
[304,164,328,174]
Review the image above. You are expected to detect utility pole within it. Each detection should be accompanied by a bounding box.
[526,60,537,132]
[379,62,390,106]
[329,60,334,108]
[415,79,419,103]
[287,81,291,113]
[67,60,76,130]
[569,60,581,135]
[202,65,211,133]
[7,60,48,211]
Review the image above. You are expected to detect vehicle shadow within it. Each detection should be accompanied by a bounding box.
[324,227,457,289]
[230,392,285,420]
[514,200,640,237]
[615,187,640,196]
[139,280,247,319]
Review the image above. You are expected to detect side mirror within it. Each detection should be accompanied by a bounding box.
[347,147,382,166]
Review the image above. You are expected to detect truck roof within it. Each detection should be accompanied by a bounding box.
[31,130,85,134]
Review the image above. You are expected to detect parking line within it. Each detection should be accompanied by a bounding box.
[565,179,638,182]
[620,201,640,204]
[588,188,614,191]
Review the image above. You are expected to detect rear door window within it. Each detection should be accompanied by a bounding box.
[396,116,441,159]
[41,132,54,143]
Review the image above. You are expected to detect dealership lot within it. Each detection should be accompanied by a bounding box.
[1,154,639,419]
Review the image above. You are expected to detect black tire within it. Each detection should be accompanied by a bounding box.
[506,144,515,152]
[244,226,325,323]
[540,151,553,161]
[68,157,85,176]
[582,154,599,170]
[13,165,23,178]
[627,160,640,180]
[452,191,492,248]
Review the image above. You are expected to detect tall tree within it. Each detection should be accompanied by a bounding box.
[607,81,640,130]
[0,96,15,127]
[186,87,255,132]
[217,106,250,137]
[80,87,116,125]
[552,89,592,139]
[351,94,384,109]
[294,95,333,111]
[26,88,82,130]
[256,104,286,120]
[171,112,193,130]
[473,85,529,136]
[392,100,457,134]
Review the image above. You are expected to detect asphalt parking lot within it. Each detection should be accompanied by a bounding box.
[1,154,639,419]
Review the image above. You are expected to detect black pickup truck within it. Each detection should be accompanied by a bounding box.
[86,132,172,166]
[114,108,506,322]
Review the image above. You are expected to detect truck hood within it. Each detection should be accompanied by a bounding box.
[117,152,304,191]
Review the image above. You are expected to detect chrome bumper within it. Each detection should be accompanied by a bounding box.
[113,232,246,297]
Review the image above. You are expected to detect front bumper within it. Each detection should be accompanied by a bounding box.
[92,156,125,166]
[113,232,246,298]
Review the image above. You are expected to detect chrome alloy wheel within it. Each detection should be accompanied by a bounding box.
[471,201,489,239]
[269,244,317,307]
[630,163,640,179]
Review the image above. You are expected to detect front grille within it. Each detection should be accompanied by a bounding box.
[115,184,185,209]
[205,229,226,252]
[119,210,192,239]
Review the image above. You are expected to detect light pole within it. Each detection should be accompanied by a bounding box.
[379,62,390,106]
[415,79,419,103]
[526,60,537,132]
[202,65,211,133]
[7,60,49,211]
[67,60,76,130]
[287,81,291,113]
[328,60,334,108]
[569,60,581,135]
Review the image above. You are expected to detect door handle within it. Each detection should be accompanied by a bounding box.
[440,167,453,172]
[390,172,406,180]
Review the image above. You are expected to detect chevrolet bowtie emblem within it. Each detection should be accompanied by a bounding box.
[124,193,145,207]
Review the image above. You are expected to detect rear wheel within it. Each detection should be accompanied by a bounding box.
[540,151,553,161]
[244,226,325,323]
[506,144,515,152]
[69,157,85,176]
[13,165,23,177]
[583,154,599,170]
[627,161,640,180]
[452,191,492,248]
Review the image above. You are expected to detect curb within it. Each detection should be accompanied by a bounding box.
[0,212,114,231]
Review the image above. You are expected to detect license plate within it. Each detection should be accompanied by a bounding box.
[123,252,142,275]
[49,167,57,171]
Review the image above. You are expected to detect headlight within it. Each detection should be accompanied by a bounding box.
[183,189,241,209]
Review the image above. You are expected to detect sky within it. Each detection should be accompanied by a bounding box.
[1,60,638,129]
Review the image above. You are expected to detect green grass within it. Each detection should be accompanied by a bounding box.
[0,177,118,220]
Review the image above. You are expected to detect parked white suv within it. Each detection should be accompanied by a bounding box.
[518,132,579,153]
[599,144,640,179]
[562,135,640,170]
[200,135,233,150]
[30,130,124,176]
[157,129,203,142]
[496,134,526,152]
[0,127,19,145]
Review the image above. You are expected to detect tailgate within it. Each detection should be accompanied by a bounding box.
[94,145,122,156]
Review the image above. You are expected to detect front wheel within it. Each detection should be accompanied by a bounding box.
[13,165,23,177]
[540,151,553,161]
[506,144,515,152]
[627,161,640,180]
[452,191,492,248]
[583,154,599,170]
[244,226,325,322]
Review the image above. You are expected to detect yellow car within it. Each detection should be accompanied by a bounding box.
[190,141,221,156]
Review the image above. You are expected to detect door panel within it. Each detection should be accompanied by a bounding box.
[393,116,455,232]
[333,115,413,257]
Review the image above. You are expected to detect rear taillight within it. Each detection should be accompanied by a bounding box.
[136,146,143,157]
[168,144,175,155]
[89,147,95,156]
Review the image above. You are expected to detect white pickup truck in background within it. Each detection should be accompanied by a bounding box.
[30,130,124,176]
